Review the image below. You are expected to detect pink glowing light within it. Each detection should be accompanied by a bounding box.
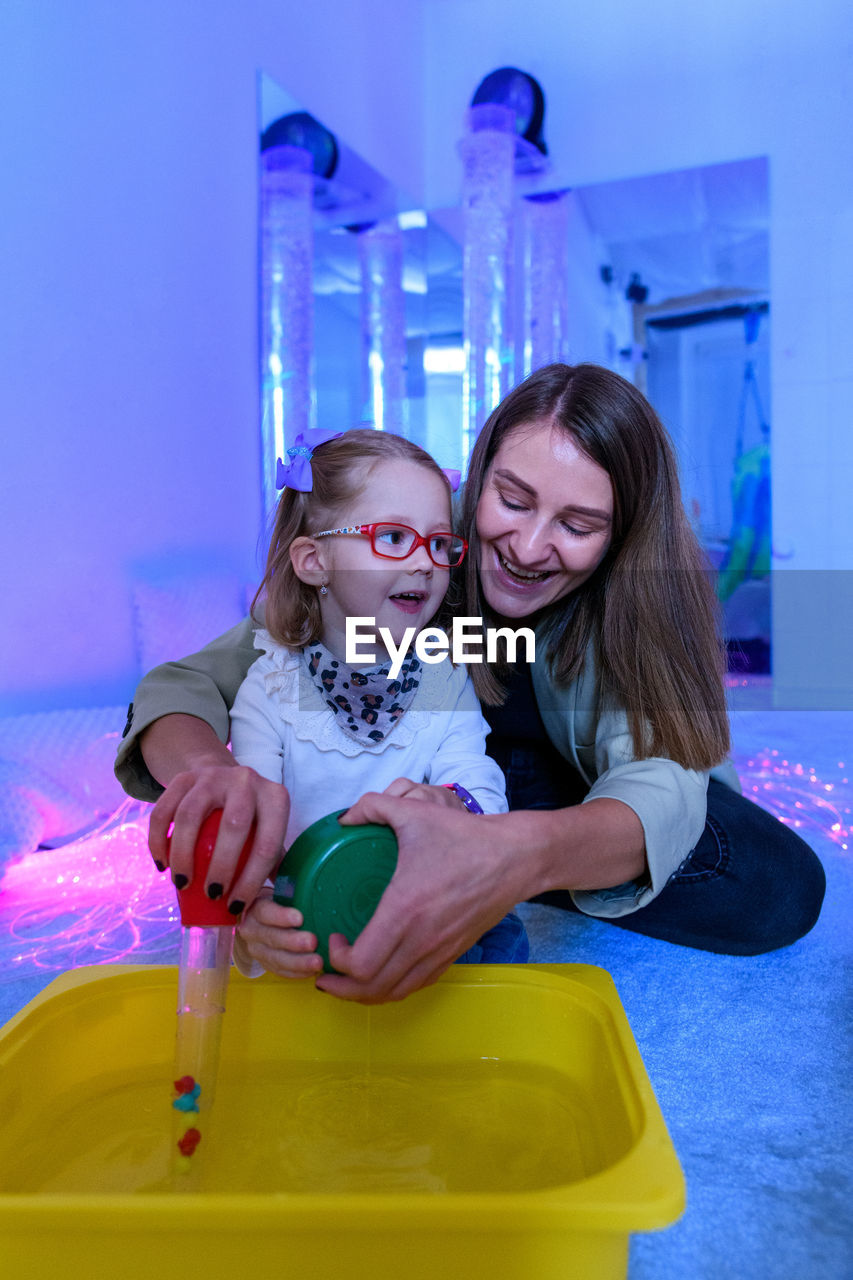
[0,802,179,975]
[730,748,852,852]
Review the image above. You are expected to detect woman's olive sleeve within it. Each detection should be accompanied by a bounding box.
[114,616,259,801]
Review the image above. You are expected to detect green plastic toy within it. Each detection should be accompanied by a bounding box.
[273,810,399,973]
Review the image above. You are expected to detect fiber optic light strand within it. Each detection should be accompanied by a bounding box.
[0,801,179,975]
[730,748,851,851]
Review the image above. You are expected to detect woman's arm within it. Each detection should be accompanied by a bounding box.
[532,653,710,917]
[144,716,289,911]
[316,792,645,1003]
[119,618,288,910]
[115,616,259,800]
[155,658,294,901]
[141,712,234,785]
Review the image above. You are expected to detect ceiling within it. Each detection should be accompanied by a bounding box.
[575,156,769,304]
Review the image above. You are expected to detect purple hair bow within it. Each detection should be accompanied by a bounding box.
[276,428,344,492]
[442,468,461,492]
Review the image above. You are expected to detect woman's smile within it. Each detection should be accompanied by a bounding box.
[495,549,554,584]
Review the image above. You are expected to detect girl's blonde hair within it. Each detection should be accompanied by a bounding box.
[254,429,455,648]
[462,363,730,771]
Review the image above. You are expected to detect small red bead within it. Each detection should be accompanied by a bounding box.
[177,1127,202,1156]
[174,1075,196,1094]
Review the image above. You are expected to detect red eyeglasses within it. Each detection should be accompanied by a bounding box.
[311,522,468,568]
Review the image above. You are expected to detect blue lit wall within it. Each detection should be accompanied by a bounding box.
[1,0,850,714]
[0,1,424,714]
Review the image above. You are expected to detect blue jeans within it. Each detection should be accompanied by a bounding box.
[491,742,826,956]
[456,912,530,965]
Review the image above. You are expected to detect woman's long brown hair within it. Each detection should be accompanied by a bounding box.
[461,363,730,771]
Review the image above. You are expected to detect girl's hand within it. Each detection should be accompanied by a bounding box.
[382,777,468,810]
[234,888,324,980]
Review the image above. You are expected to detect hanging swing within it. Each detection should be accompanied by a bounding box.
[716,307,771,605]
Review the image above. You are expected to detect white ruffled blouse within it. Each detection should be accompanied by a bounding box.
[229,630,507,847]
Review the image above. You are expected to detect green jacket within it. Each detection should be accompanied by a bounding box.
[115,616,739,919]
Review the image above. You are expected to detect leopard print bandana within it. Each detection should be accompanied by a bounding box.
[304,641,422,747]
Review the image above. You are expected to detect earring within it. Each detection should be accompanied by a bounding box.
[320,582,328,596]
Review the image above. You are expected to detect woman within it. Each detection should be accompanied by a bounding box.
[116,364,825,1002]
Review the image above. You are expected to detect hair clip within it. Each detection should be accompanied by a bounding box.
[276,428,344,492]
[442,468,461,492]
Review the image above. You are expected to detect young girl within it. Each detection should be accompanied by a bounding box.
[229,427,527,977]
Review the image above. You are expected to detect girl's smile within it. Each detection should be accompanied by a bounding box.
[476,422,614,619]
[312,459,453,662]
[389,588,430,615]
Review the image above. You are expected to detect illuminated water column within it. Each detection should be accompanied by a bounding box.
[522,191,570,375]
[259,144,314,522]
[459,104,516,466]
[357,218,407,433]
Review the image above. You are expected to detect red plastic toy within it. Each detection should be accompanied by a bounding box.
[167,810,255,927]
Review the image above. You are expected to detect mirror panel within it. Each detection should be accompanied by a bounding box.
[259,74,770,667]
[260,73,466,475]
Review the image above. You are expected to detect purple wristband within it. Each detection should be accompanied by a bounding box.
[442,783,484,815]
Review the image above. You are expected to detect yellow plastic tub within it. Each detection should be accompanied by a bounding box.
[0,963,683,1279]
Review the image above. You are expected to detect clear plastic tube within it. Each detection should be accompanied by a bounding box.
[358,219,407,433]
[522,191,570,375]
[171,925,234,1185]
[458,103,516,468]
[260,143,315,522]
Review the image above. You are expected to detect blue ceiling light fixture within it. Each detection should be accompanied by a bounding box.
[471,67,548,157]
[260,112,339,180]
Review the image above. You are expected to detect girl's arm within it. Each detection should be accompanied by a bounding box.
[228,658,289,786]
[422,667,508,814]
[373,667,507,814]
[227,657,329,981]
